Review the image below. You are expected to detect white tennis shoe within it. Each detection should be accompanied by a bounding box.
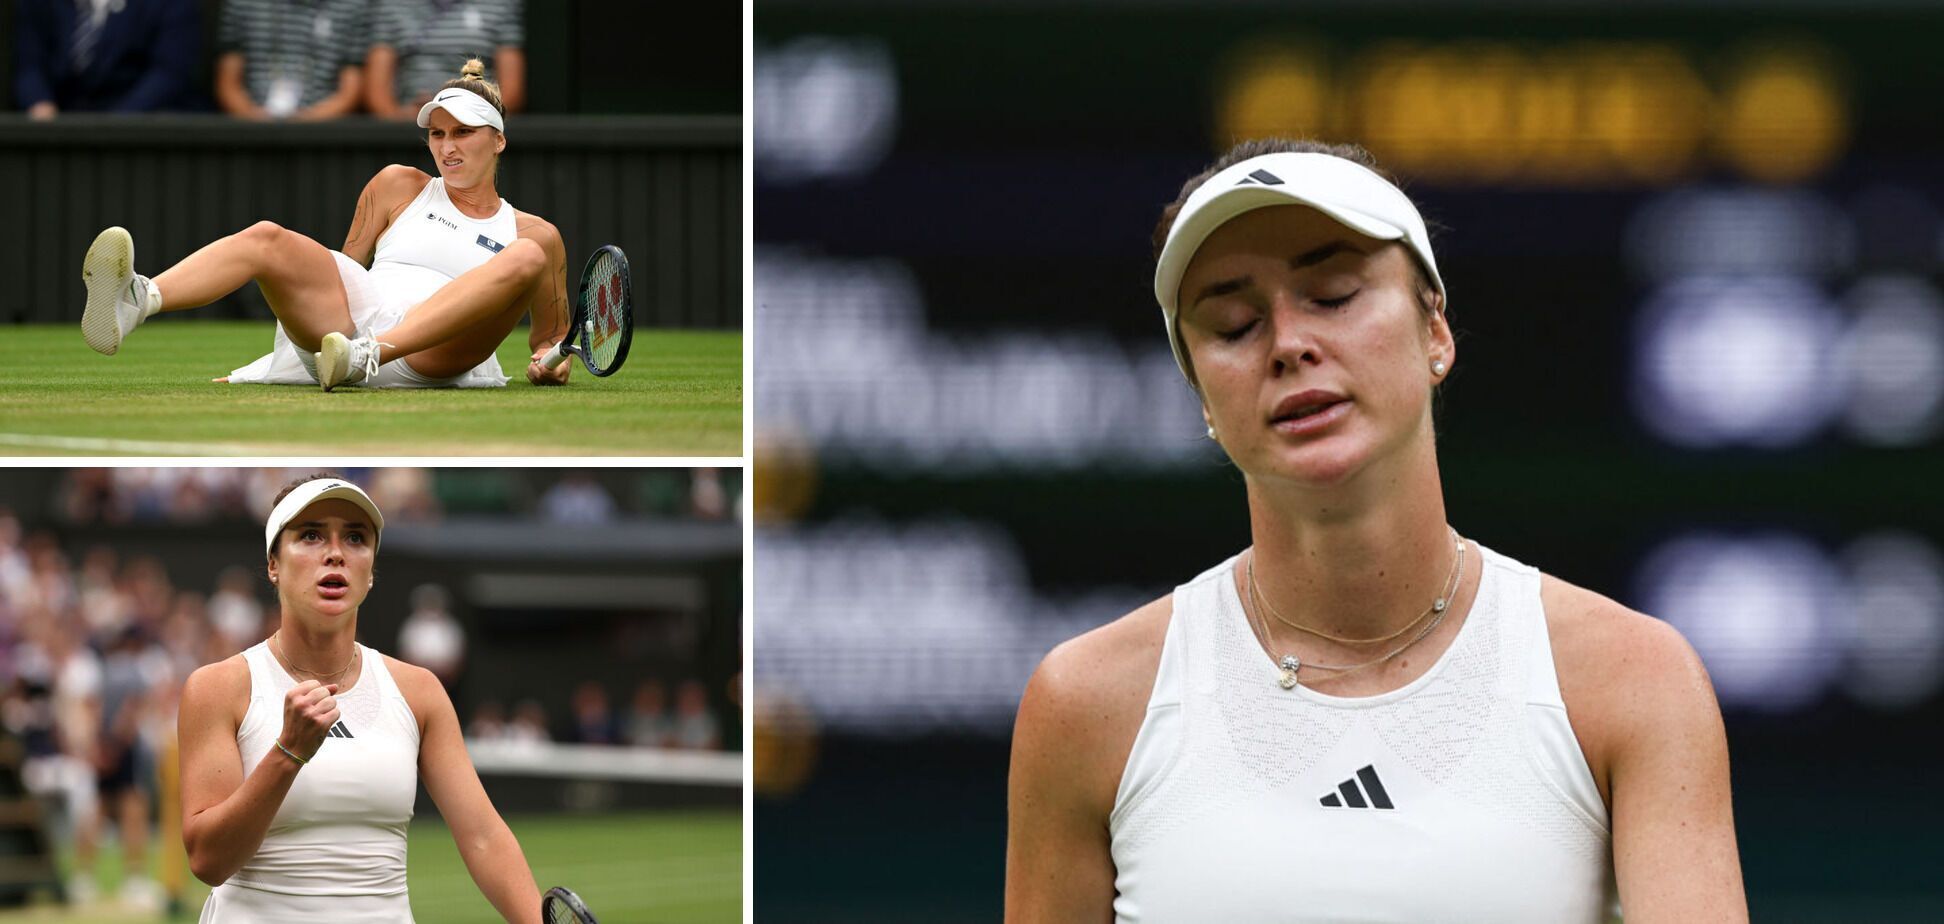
[317,332,389,391]
[80,226,160,355]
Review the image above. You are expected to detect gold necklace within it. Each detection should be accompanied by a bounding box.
[1243,533,1467,690]
[272,631,358,681]
[1249,527,1462,645]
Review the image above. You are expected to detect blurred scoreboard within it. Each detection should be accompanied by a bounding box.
[754,3,1944,734]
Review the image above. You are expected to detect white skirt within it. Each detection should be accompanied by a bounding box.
[199,882,414,923]
[226,251,509,388]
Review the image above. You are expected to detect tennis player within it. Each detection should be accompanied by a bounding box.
[178,473,542,923]
[1005,140,1748,922]
[80,59,573,390]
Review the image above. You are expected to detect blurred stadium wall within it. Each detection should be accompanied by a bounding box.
[753,2,1944,922]
[0,0,739,328]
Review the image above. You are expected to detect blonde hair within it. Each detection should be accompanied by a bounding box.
[440,58,506,120]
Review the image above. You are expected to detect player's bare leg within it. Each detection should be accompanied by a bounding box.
[316,238,544,390]
[378,238,546,376]
[151,221,353,351]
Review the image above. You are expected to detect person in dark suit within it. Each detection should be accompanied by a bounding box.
[14,0,202,118]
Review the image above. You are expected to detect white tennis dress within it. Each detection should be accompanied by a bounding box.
[227,177,516,388]
[1109,544,1616,923]
[200,641,421,923]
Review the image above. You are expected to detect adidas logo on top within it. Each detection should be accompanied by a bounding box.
[1319,764,1394,810]
[325,720,354,739]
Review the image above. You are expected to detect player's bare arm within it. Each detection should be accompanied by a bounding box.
[1006,597,1170,924]
[393,656,543,924]
[342,165,432,268]
[516,213,571,351]
[1545,577,1748,922]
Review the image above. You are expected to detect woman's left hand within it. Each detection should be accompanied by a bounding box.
[526,347,570,386]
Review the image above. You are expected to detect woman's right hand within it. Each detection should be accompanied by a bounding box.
[279,680,340,762]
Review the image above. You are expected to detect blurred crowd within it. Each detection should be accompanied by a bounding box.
[0,466,734,907]
[56,466,740,525]
[13,0,524,121]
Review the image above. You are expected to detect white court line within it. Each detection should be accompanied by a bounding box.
[0,433,263,456]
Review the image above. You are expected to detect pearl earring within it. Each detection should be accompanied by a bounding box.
[1432,359,1447,376]
[1206,426,1217,440]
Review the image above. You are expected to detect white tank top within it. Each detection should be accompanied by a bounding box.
[369,177,519,306]
[1110,544,1616,923]
[222,641,420,899]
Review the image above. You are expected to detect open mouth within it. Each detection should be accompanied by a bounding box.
[317,574,350,598]
[443,159,463,168]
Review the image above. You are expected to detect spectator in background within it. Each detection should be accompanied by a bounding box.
[206,566,265,651]
[13,0,201,119]
[90,626,162,910]
[569,681,616,745]
[368,467,442,523]
[467,699,506,740]
[672,679,719,750]
[215,0,370,121]
[540,471,616,525]
[398,583,465,690]
[624,679,671,748]
[58,469,118,524]
[365,0,525,120]
[505,698,550,745]
[690,468,729,519]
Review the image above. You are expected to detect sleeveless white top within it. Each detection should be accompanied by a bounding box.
[219,641,420,902]
[1109,544,1616,923]
[369,177,520,306]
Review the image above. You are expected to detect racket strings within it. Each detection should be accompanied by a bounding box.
[582,256,623,368]
[543,886,597,924]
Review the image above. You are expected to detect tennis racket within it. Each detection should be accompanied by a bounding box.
[542,245,634,376]
[542,886,599,923]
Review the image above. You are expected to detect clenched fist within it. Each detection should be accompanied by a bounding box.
[279,680,341,762]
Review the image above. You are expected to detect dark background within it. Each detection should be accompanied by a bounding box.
[754,2,1944,922]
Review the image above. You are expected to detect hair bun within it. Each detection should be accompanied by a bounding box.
[460,58,486,79]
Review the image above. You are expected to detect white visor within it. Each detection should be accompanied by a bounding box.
[1153,151,1445,383]
[416,87,505,133]
[265,478,385,556]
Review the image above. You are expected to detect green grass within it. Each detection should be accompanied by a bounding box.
[0,321,742,456]
[0,809,741,923]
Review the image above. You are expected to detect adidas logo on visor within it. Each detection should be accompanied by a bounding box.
[1319,764,1394,810]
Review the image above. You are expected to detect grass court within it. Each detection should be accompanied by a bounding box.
[0,321,741,456]
[0,809,741,923]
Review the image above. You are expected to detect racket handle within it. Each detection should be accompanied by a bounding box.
[542,340,571,370]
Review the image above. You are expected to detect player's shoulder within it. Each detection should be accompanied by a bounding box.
[369,164,433,199]
[182,654,251,712]
[382,653,443,697]
[1013,594,1173,812]
[1540,572,1707,687]
[1539,572,1720,785]
[1020,594,1173,737]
